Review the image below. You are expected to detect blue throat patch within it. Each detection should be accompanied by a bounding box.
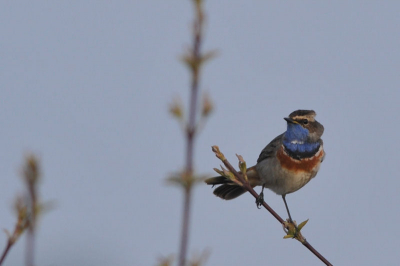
[283,123,320,158]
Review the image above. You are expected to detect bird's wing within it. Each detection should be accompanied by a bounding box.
[257,133,284,164]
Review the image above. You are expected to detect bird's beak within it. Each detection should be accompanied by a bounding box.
[284,117,298,124]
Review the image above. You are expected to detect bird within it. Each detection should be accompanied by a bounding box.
[205,110,325,222]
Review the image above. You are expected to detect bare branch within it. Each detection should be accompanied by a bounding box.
[211,146,333,266]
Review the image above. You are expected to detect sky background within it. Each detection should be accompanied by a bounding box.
[0,1,399,265]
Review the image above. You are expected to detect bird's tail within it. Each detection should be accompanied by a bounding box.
[205,166,260,200]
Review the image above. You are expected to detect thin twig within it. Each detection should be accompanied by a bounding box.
[0,155,46,266]
[25,230,35,266]
[26,187,36,266]
[219,152,284,223]
[177,2,205,266]
[212,146,333,266]
[24,155,39,266]
[0,241,12,266]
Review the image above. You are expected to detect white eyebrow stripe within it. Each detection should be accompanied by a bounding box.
[292,115,315,122]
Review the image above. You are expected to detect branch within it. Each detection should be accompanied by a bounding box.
[176,1,215,266]
[0,193,30,266]
[23,155,41,266]
[167,1,216,265]
[211,145,333,266]
[0,240,12,266]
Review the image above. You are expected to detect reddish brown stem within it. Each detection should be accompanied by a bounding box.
[0,240,13,266]
[178,188,192,266]
[221,157,284,223]
[25,230,35,266]
[178,4,204,266]
[218,155,333,266]
[25,160,37,266]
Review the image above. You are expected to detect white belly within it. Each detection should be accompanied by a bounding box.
[255,156,321,195]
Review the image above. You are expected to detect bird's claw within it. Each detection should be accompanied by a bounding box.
[255,192,264,209]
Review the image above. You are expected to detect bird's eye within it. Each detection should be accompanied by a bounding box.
[302,119,308,125]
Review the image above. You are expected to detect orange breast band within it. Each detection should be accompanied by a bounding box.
[277,146,324,173]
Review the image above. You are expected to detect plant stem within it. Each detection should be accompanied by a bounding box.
[178,3,204,266]
[0,241,12,266]
[26,230,35,266]
[25,158,38,266]
[214,148,333,266]
[178,187,192,266]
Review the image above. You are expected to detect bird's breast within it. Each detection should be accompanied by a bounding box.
[277,145,324,174]
[255,143,325,195]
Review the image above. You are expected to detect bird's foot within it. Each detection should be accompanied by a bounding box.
[255,191,264,209]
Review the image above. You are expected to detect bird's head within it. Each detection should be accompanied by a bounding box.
[283,110,324,143]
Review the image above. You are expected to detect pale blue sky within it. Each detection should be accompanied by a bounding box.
[0,1,399,265]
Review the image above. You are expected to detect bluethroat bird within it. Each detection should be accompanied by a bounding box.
[205,110,325,222]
